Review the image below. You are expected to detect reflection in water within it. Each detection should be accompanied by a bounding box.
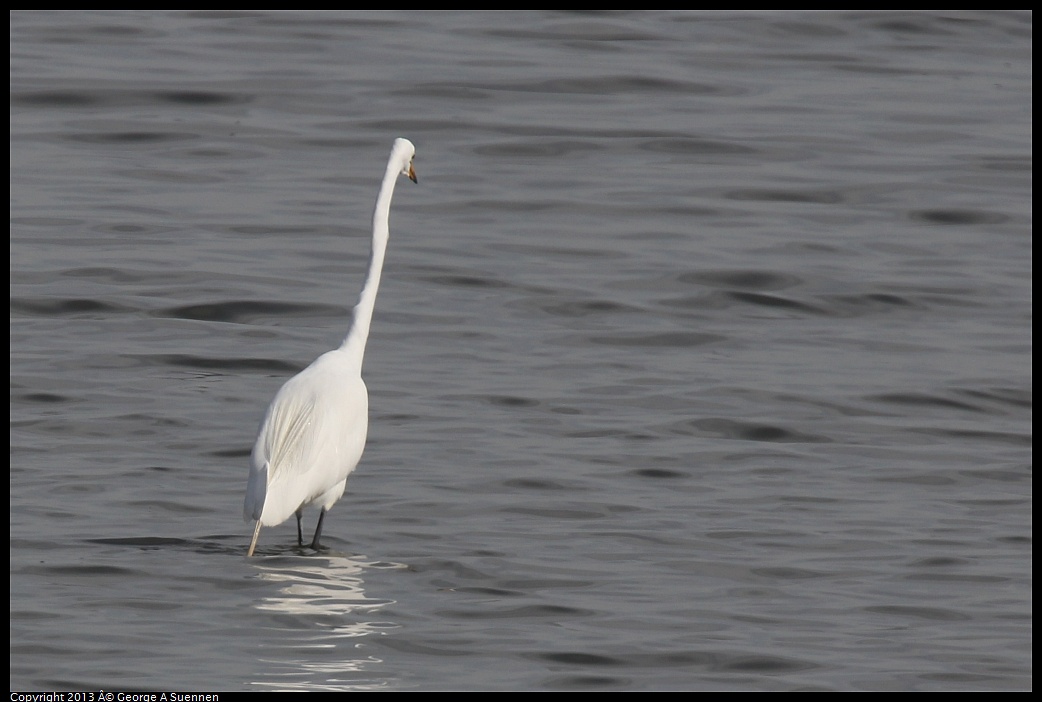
[248,553,406,691]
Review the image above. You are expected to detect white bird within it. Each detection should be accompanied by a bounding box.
[244,138,417,557]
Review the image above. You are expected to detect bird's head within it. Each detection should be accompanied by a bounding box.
[393,138,417,183]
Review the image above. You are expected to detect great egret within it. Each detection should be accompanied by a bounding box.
[244,138,417,557]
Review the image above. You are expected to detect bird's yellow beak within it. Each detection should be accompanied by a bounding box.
[408,162,417,183]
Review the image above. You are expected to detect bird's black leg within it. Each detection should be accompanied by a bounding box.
[296,509,304,547]
[310,509,327,551]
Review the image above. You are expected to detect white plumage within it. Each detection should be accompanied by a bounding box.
[244,138,417,556]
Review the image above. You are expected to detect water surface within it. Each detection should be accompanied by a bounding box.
[10,10,1032,691]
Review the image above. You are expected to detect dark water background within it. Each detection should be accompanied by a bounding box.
[10,11,1031,691]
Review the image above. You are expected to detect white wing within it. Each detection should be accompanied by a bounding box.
[244,350,368,526]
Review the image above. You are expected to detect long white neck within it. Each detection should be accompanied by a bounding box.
[339,155,404,370]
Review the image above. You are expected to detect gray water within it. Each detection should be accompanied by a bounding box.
[9,10,1031,691]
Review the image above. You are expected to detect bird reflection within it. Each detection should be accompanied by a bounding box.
[247,553,406,691]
